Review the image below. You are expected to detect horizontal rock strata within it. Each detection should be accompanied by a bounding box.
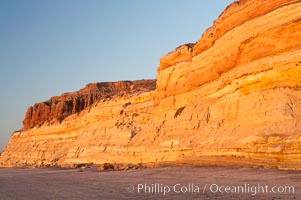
[23,80,156,130]
[1,0,300,170]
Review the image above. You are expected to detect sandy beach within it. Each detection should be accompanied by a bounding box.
[0,166,300,200]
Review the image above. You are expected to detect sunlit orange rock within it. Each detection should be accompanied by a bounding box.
[158,43,194,72]
[23,80,156,130]
[1,0,301,170]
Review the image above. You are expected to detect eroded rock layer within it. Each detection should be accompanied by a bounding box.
[1,0,301,170]
[23,80,156,130]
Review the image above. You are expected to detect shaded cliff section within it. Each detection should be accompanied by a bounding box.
[22,80,156,130]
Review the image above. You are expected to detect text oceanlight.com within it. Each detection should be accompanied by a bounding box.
[125,183,295,196]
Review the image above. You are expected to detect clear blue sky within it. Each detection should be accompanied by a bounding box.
[0,0,233,152]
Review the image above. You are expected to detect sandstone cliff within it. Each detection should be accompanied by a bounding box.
[23,80,156,130]
[1,0,301,170]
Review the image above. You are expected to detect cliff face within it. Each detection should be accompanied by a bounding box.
[155,0,301,104]
[1,0,301,170]
[23,80,156,130]
[0,80,156,167]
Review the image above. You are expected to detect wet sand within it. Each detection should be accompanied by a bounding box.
[0,166,300,200]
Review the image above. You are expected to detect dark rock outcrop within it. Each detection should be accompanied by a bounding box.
[23,80,156,130]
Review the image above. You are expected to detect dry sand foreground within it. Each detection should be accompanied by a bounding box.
[0,166,300,200]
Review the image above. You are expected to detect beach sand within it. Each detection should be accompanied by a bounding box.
[0,166,300,200]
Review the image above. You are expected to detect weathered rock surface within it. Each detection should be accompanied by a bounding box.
[1,0,301,170]
[23,80,156,130]
[0,81,156,168]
